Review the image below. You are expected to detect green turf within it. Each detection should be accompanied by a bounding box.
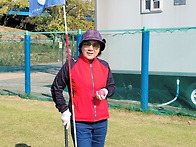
[0,95,196,147]
[0,41,62,66]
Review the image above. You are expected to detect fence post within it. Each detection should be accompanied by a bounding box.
[76,29,82,57]
[25,30,31,94]
[141,26,150,111]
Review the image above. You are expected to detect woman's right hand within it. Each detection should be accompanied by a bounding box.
[61,109,71,129]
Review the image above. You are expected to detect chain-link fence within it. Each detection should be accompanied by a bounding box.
[0,28,196,117]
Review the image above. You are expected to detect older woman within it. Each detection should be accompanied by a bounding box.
[51,29,115,147]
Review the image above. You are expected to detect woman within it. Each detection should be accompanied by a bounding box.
[51,29,115,147]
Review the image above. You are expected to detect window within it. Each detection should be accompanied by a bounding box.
[174,0,186,5]
[141,0,163,14]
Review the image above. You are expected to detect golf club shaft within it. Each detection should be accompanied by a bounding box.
[64,125,68,147]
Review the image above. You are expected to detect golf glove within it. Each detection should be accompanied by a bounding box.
[96,88,108,100]
[61,109,71,129]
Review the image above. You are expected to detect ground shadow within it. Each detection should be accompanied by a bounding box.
[15,143,31,147]
[1,89,18,95]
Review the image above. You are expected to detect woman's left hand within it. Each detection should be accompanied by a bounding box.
[96,88,108,100]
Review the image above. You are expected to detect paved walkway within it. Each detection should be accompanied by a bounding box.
[0,63,69,101]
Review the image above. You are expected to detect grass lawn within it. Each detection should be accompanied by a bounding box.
[0,95,196,147]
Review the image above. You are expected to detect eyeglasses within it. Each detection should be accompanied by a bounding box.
[82,41,100,49]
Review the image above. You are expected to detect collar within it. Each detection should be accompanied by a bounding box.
[79,53,97,63]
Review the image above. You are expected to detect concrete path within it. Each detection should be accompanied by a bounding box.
[0,63,69,101]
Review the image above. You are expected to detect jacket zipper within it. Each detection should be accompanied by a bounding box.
[90,63,97,121]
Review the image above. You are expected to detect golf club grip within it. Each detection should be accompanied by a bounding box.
[64,125,68,147]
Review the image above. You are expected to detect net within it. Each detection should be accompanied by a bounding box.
[0,28,196,117]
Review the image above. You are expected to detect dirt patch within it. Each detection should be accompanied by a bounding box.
[0,94,21,100]
[0,25,48,39]
[0,94,55,107]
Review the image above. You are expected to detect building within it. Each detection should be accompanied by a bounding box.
[95,0,194,30]
[95,0,196,110]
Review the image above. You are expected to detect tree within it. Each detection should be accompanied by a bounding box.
[0,0,95,32]
[0,0,29,27]
[0,0,28,17]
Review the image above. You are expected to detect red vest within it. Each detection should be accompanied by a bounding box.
[71,54,109,122]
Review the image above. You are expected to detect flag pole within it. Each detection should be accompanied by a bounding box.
[63,4,78,147]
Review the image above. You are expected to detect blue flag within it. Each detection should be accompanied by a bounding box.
[29,0,65,17]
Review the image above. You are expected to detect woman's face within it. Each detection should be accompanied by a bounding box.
[81,40,100,61]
